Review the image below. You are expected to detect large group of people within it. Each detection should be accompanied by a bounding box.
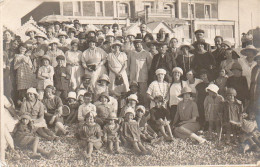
[2,20,260,162]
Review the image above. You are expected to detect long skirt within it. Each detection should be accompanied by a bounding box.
[68,65,84,90]
[109,69,129,95]
[173,122,200,139]
[16,65,37,90]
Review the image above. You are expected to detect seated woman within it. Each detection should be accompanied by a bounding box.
[42,85,68,135]
[20,88,57,141]
[172,87,206,144]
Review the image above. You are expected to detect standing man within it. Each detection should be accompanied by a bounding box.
[192,29,211,53]
[138,23,150,39]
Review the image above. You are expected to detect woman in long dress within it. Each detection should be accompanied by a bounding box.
[107,40,129,95]
[65,39,83,90]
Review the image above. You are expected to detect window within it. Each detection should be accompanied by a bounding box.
[82,1,95,16]
[188,4,195,18]
[73,1,81,16]
[205,5,211,18]
[63,2,73,16]
[119,3,128,17]
[96,1,103,16]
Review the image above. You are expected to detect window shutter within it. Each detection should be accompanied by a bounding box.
[105,1,114,17]
[83,1,95,16]
[195,3,204,18]
[181,3,188,18]
[212,3,218,18]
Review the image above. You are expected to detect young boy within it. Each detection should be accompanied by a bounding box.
[54,55,71,103]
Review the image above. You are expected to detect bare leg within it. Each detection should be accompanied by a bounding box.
[43,128,56,137]
[115,141,120,153]
[55,122,67,135]
[132,141,142,153]
[137,142,147,152]
[165,124,174,138]
[32,137,39,154]
[37,128,54,140]
[108,141,113,153]
[87,142,94,156]
[159,126,169,139]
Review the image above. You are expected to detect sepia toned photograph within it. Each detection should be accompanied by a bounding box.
[0,0,259,166]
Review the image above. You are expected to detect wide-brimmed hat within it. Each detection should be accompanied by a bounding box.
[68,27,76,34]
[124,107,136,117]
[88,37,98,43]
[155,68,166,75]
[127,94,138,103]
[231,62,242,71]
[206,84,219,94]
[56,55,65,61]
[98,74,110,84]
[136,105,146,113]
[172,67,183,75]
[179,42,194,50]
[194,29,205,34]
[41,55,51,62]
[25,28,36,36]
[27,87,39,97]
[81,73,91,80]
[67,92,77,100]
[129,81,139,88]
[240,45,259,56]
[35,33,47,40]
[57,31,68,38]
[71,39,79,45]
[127,30,136,37]
[20,114,32,121]
[221,41,232,48]
[99,92,110,102]
[226,88,237,96]
[107,112,118,120]
[178,87,193,97]
[106,31,115,37]
[147,40,159,47]
[77,32,86,39]
[111,40,123,48]
[48,39,59,45]
[86,27,96,35]
[77,90,87,99]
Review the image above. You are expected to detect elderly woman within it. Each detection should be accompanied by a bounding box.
[20,88,57,140]
[169,67,188,122]
[46,40,65,68]
[82,38,107,87]
[107,40,129,95]
[147,68,169,109]
[65,39,83,90]
[172,87,206,144]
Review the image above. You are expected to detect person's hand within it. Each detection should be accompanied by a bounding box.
[61,73,66,77]
[153,133,158,138]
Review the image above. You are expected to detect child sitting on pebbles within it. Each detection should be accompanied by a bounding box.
[103,112,121,154]
[65,92,79,124]
[77,92,96,124]
[120,107,152,155]
[13,114,55,159]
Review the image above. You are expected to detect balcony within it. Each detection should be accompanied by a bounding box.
[136,9,175,18]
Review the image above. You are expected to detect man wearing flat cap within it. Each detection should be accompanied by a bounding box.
[192,29,211,53]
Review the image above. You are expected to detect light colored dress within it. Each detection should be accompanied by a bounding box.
[37,65,54,90]
[107,52,129,94]
[169,81,188,107]
[147,80,169,108]
[82,47,107,87]
[65,50,84,90]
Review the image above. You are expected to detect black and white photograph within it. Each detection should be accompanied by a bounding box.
[0,0,260,166]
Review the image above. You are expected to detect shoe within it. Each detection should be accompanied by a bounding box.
[30,153,41,159]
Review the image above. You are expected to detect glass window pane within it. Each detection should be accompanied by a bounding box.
[73,1,81,16]
[63,2,73,16]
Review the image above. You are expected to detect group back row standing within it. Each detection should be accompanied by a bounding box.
[2,20,260,158]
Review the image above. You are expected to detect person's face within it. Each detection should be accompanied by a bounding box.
[113,26,119,31]
[227,94,235,102]
[84,96,92,104]
[68,98,76,104]
[97,31,103,36]
[86,114,94,123]
[144,36,152,43]
[170,39,178,48]
[125,113,134,121]
[219,69,226,77]
[54,25,60,31]
[43,59,49,66]
[157,73,165,81]
[88,32,95,37]
[186,72,194,80]
[113,45,121,52]
[69,32,75,38]
[135,42,143,52]
[45,89,53,98]
[136,110,144,118]
[130,86,138,93]
[183,93,191,100]
[83,78,91,85]
[195,33,204,40]
[51,43,57,50]
[155,101,163,108]
[215,38,222,48]
[140,24,146,32]
[89,41,96,48]
[121,27,126,32]
[106,36,114,43]
[173,71,181,81]
[71,43,78,51]
[59,36,66,43]
[221,44,229,50]
[103,26,109,33]
[159,29,166,35]
[12,40,19,49]
[4,31,12,41]
[47,31,53,38]
[36,37,44,43]
[79,38,86,43]
[150,44,156,51]
[29,31,35,38]
[75,23,80,29]
[160,45,168,54]
[127,35,135,42]
[78,96,84,104]
[27,92,36,101]
[21,118,29,125]
[129,100,137,107]
[208,90,217,98]
[57,59,64,66]
[100,96,108,104]
[246,51,256,62]
[109,119,115,124]
[200,74,208,82]
[232,69,242,77]
[100,80,108,86]
[19,46,26,54]
[225,50,233,59]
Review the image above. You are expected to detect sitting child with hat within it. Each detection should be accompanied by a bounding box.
[119,94,139,120]
[120,107,152,155]
[76,74,94,95]
[204,84,224,140]
[78,92,97,124]
[54,54,71,103]
[13,114,55,159]
[65,91,79,124]
[37,55,54,100]
[149,96,174,142]
[103,112,121,154]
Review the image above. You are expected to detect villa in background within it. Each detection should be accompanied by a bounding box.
[18,0,236,45]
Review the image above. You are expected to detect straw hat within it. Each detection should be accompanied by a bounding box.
[67,92,77,100]
[240,45,259,56]
[127,94,139,103]
[178,87,193,98]
[57,31,68,38]
[124,107,136,117]
[27,87,39,97]
[98,92,110,102]
[35,33,47,40]
[172,67,183,75]
[106,31,115,37]
[155,68,166,75]
[71,39,79,45]
[48,39,59,45]
[41,55,51,62]
[111,40,123,48]
[107,112,118,120]
[221,41,232,48]
[179,42,194,50]
[136,105,146,113]
[206,84,219,94]
[127,31,136,37]
[25,28,36,36]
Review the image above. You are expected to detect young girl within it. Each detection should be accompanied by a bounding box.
[78,92,97,123]
[78,112,102,162]
[103,112,121,154]
[149,96,174,141]
[215,68,228,97]
[13,114,55,159]
[14,43,37,103]
[204,84,224,140]
[42,85,68,135]
[120,107,151,155]
[119,94,138,119]
[37,55,54,100]
[65,91,79,124]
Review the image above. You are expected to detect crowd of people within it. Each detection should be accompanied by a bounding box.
[2,20,260,162]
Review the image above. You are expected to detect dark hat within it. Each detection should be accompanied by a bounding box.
[84,92,92,97]
[199,69,208,75]
[77,32,86,39]
[154,95,164,102]
[147,40,159,47]
[73,19,80,24]
[71,39,79,45]
[130,81,139,88]
[88,37,97,43]
[194,29,205,34]
[144,33,154,40]
[56,55,65,61]
[54,21,61,25]
[178,87,193,98]
[112,23,119,28]
[99,92,110,102]
[231,62,242,71]
[226,88,237,96]
[81,74,91,80]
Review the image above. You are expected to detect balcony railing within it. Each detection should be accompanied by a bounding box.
[136,9,174,18]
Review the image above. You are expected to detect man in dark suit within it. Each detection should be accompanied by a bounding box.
[149,42,177,84]
[192,29,212,53]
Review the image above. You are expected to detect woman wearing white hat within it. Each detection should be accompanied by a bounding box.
[24,28,37,49]
[107,40,129,95]
[147,68,169,108]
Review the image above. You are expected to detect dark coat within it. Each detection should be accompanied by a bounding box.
[54,66,71,91]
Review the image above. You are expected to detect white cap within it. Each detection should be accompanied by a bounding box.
[206,84,219,94]
[155,68,166,75]
[67,92,77,100]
